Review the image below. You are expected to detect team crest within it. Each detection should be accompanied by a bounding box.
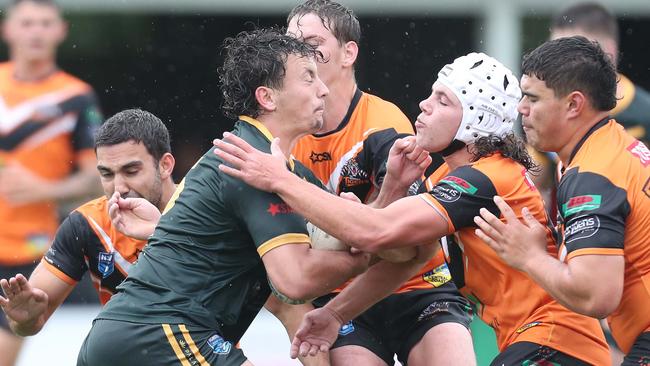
[339,321,355,336]
[207,334,232,355]
[98,252,115,278]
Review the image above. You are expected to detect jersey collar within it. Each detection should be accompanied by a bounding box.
[239,115,296,171]
[567,116,611,166]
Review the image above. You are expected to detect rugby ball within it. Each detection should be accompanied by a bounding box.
[306,222,349,251]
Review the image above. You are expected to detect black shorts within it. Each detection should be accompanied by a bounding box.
[622,331,650,366]
[77,319,248,366]
[0,261,39,332]
[490,341,591,366]
[312,283,472,365]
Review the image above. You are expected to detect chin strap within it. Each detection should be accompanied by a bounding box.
[438,139,466,157]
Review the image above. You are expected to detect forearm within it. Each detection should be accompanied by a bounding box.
[299,250,368,299]
[325,248,434,322]
[266,295,315,338]
[274,173,388,252]
[523,254,604,317]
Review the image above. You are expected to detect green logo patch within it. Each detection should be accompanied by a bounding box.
[562,195,601,216]
[440,176,478,194]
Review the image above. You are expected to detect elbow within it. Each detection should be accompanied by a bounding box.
[579,297,620,319]
[270,272,318,302]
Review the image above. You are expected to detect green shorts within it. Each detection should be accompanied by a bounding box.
[77,319,248,366]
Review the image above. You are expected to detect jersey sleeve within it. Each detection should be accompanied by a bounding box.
[42,211,92,284]
[67,91,103,153]
[418,165,499,232]
[225,178,311,257]
[363,128,412,188]
[558,170,629,260]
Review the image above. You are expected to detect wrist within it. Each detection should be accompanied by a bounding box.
[323,305,345,326]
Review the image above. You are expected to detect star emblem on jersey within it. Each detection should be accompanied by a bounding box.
[267,203,294,216]
[309,151,332,163]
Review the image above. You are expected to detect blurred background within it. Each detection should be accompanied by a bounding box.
[1,0,648,364]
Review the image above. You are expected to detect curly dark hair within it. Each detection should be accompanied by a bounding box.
[470,134,540,173]
[219,28,323,119]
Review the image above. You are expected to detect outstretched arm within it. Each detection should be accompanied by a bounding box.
[474,196,624,318]
[214,133,446,252]
[0,264,74,336]
[289,242,439,358]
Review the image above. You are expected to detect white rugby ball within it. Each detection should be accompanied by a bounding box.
[306,222,349,251]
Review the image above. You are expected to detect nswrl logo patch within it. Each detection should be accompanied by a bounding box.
[207,334,232,355]
[98,252,115,278]
[561,195,601,216]
[339,321,355,336]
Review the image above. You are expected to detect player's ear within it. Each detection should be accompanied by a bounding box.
[255,86,277,112]
[158,153,175,180]
[342,41,358,67]
[565,90,586,120]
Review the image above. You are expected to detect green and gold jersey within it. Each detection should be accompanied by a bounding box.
[97,116,321,343]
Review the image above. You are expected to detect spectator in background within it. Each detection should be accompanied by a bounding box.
[0,0,102,364]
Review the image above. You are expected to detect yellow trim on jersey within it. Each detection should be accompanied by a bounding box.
[240,115,274,141]
[178,324,209,366]
[162,324,192,366]
[257,233,310,257]
[566,247,624,261]
[163,178,186,215]
[239,115,295,171]
[611,74,635,116]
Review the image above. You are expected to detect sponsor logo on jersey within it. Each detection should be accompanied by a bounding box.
[521,359,560,366]
[423,263,452,287]
[339,321,355,336]
[98,252,115,278]
[440,176,478,194]
[431,185,461,203]
[267,203,294,216]
[564,216,600,243]
[516,321,541,334]
[627,140,650,167]
[561,195,601,216]
[207,334,232,355]
[418,301,451,322]
[309,151,332,163]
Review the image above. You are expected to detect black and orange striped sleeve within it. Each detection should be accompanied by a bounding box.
[42,211,92,283]
[558,169,628,260]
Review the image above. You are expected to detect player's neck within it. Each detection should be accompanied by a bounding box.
[11,57,58,82]
[320,78,357,133]
[443,145,474,171]
[158,180,178,212]
[557,111,610,166]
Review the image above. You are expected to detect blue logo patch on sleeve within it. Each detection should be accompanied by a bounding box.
[207,334,232,355]
[97,252,115,278]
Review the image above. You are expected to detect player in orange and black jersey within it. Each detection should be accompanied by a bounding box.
[282,2,473,365]
[0,1,103,363]
[476,37,650,365]
[215,51,613,365]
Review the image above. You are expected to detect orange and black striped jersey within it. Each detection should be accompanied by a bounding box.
[419,153,610,365]
[0,62,102,265]
[293,89,450,293]
[42,196,144,305]
[557,118,650,353]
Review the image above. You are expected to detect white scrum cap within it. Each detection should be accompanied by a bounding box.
[437,52,522,144]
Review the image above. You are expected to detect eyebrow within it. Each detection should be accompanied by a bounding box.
[522,91,539,98]
[434,90,454,103]
[302,35,325,43]
[97,160,143,173]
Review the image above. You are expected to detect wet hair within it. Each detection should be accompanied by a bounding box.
[94,108,171,162]
[219,28,322,119]
[471,134,539,173]
[551,2,618,42]
[5,0,60,15]
[521,36,617,112]
[287,0,361,45]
